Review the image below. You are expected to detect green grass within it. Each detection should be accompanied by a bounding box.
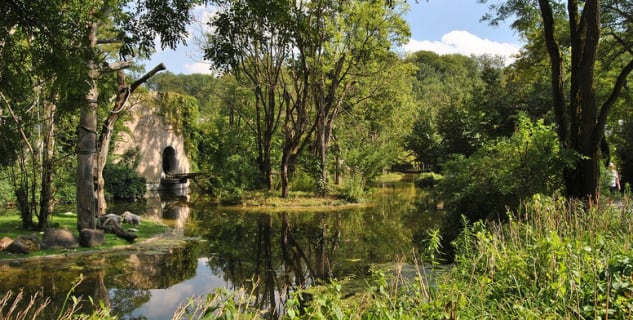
[0,213,169,260]
[223,190,367,212]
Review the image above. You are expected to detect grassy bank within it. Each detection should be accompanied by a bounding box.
[0,212,169,261]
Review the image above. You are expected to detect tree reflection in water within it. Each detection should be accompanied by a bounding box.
[0,179,447,319]
[193,180,439,317]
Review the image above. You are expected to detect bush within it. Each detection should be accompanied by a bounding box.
[103,163,146,200]
[438,114,573,221]
[340,172,365,203]
[0,172,14,207]
[414,172,443,188]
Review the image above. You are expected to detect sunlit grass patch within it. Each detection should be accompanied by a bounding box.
[0,213,169,260]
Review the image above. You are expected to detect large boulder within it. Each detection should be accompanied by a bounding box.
[0,237,13,251]
[79,229,105,247]
[6,235,41,254]
[121,211,141,226]
[41,228,79,249]
[98,213,122,230]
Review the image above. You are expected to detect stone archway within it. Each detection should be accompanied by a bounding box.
[162,146,177,174]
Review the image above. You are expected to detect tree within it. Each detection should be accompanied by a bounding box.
[206,0,410,197]
[301,0,410,195]
[1,0,89,229]
[405,51,485,169]
[95,64,166,216]
[75,0,205,231]
[205,0,289,191]
[482,0,633,200]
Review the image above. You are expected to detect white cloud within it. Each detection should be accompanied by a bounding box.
[404,30,520,63]
[184,61,213,74]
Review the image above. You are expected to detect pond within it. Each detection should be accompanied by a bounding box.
[0,178,448,319]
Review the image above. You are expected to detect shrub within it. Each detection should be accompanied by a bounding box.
[103,163,146,200]
[438,114,573,221]
[414,172,443,188]
[340,171,365,203]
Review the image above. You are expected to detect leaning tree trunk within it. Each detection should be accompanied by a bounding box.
[280,148,293,198]
[95,70,126,216]
[95,64,166,216]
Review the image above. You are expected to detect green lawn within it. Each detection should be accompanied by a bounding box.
[0,212,169,260]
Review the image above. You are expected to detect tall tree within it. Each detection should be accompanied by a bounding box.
[205,0,410,197]
[205,0,290,191]
[482,0,633,200]
[95,64,166,216]
[301,0,410,194]
[75,0,204,231]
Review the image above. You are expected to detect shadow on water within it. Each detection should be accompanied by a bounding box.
[0,177,449,319]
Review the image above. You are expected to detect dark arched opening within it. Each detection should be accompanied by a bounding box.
[162,146,177,174]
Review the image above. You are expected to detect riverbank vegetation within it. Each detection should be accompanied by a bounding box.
[171,194,632,319]
[2,194,631,319]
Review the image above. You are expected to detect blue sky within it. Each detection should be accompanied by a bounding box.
[144,1,522,74]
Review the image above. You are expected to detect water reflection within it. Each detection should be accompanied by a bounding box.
[0,244,197,319]
[188,180,442,316]
[0,179,447,319]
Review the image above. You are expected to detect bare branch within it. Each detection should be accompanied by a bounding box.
[96,38,122,45]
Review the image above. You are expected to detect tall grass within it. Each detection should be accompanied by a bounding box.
[0,275,117,320]
[440,194,633,319]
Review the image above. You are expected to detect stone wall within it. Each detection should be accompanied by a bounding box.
[113,100,190,192]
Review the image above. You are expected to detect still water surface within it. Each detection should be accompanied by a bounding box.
[0,179,446,319]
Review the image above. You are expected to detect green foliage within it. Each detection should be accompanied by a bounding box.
[590,254,633,318]
[405,116,443,170]
[438,114,572,221]
[340,172,365,203]
[437,194,633,319]
[0,171,14,207]
[196,116,261,198]
[103,163,146,200]
[157,92,201,169]
[414,172,443,188]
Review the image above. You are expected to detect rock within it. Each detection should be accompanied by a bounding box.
[41,228,79,249]
[6,235,41,254]
[97,213,137,243]
[0,237,13,251]
[98,213,122,229]
[121,211,141,225]
[79,229,105,247]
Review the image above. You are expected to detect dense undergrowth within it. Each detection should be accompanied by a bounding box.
[3,194,633,319]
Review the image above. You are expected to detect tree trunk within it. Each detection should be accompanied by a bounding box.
[77,22,99,232]
[38,99,56,229]
[538,0,604,201]
[95,71,124,216]
[280,149,292,198]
